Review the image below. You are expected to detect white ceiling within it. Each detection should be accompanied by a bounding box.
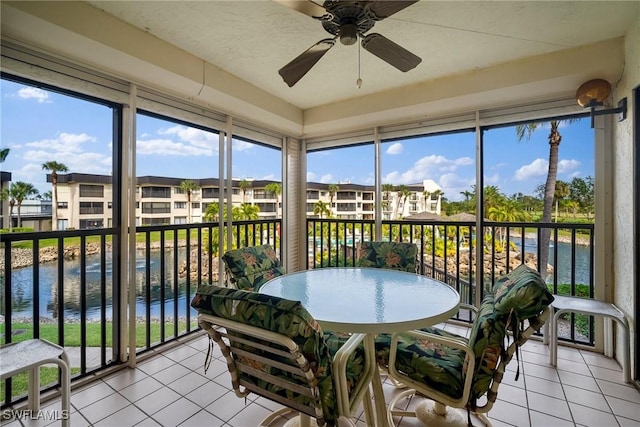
[2,1,638,138]
[86,0,638,110]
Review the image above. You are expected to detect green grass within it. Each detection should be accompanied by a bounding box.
[1,321,199,347]
[1,367,81,403]
[549,283,591,339]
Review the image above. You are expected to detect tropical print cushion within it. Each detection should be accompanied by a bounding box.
[323,331,367,399]
[222,244,285,291]
[466,294,507,404]
[191,285,363,426]
[374,328,468,399]
[355,241,419,273]
[492,264,554,321]
[376,295,507,404]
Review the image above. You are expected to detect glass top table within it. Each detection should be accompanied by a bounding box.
[259,267,461,334]
[260,267,460,427]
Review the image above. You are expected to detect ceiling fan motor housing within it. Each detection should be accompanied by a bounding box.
[321,2,374,45]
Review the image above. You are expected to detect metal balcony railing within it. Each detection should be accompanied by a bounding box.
[306,218,595,343]
[0,219,281,407]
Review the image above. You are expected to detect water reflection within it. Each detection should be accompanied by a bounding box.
[2,249,198,320]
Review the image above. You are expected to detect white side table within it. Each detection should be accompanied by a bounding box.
[549,295,631,383]
[0,339,71,426]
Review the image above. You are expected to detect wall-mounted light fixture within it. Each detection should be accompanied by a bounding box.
[576,78,627,128]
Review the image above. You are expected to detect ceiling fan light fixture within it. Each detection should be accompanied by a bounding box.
[339,23,358,45]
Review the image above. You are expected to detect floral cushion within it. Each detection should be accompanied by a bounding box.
[355,241,419,273]
[375,294,507,404]
[191,285,364,426]
[375,328,468,399]
[492,264,554,321]
[222,244,286,291]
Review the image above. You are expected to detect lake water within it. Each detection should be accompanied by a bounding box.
[3,248,199,321]
[512,237,592,285]
[2,239,591,320]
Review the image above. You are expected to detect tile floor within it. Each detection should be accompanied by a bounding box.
[2,322,639,427]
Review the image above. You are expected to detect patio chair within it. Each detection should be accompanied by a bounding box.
[191,285,376,427]
[222,244,286,291]
[382,264,554,426]
[355,241,419,273]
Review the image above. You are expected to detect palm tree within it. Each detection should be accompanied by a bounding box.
[0,148,9,163]
[394,184,408,219]
[382,183,394,212]
[516,119,577,279]
[204,202,221,222]
[422,190,431,211]
[179,179,198,223]
[42,161,69,231]
[265,183,282,218]
[239,179,251,203]
[313,200,331,218]
[553,180,570,222]
[400,187,412,218]
[327,184,339,216]
[11,181,39,228]
[234,203,260,220]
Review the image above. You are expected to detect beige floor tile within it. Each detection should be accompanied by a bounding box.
[568,402,617,427]
[526,391,572,421]
[118,376,164,403]
[178,411,225,427]
[151,397,201,426]
[605,395,640,422]
[562,384,613,413]
[596,379,640,404]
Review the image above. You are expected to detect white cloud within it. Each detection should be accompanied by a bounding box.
[438,173,475,201]
[558,159,581,174]
[25,132,96,153]
[136,138,212,156]
[320,174,334,183]
[514,158,548,181]
[17,87,50,103]
[383,154,473,184]
[484,172,500,185]
[261,173,278,180]
[307,171,317,181]
[386,143,403,155]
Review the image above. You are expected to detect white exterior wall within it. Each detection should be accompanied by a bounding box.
[613,11,639,375]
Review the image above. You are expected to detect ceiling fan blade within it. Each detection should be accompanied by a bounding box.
[279,38,336,87]
[361,33,421,72]
[272,0,332,19]
[367,1,419,20]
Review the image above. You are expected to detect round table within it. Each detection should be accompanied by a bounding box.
[260,267,460,427]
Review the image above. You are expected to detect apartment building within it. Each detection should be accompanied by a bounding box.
[38,173,441,229]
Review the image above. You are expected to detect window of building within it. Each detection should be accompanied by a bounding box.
[57,219,68,230]
[107,202,112,209]
[174,216,187,224]
[191,202,200,209]
[57,202,68,209]
[79,201,104,215]
[79,184,104,198]
[174,187,185,194]
[141,217,170,225]
[141,186,171,198]
[142,202,171,214]
[174,202,186,209]
[79,219,104,229]
[307,190,319,199]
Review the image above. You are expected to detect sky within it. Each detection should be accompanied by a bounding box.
[1,79,594,202]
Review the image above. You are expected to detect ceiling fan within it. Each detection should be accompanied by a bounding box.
[275,0,422,87]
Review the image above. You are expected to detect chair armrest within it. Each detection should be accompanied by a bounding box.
[388,328,476,408]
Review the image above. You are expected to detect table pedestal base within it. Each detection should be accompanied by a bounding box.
[388,390,491,427]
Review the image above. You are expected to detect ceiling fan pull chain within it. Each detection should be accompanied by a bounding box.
[357,41,363,89]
